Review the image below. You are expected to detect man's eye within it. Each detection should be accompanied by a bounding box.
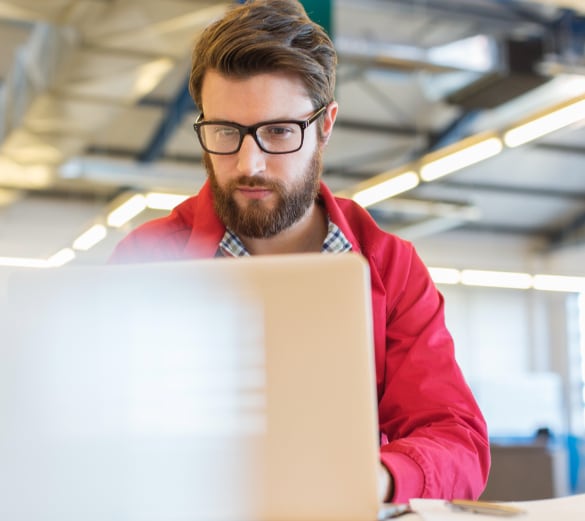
[262,125,296,138]
[216,127,239,138]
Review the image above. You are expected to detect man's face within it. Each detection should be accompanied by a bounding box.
[205,148,322,239]
[199,70,333,239]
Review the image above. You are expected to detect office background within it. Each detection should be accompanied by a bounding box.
[0,0,584,500]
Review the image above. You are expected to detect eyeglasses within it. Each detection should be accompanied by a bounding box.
[193,105,327,155]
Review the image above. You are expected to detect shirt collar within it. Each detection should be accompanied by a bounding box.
[218,217,352,258]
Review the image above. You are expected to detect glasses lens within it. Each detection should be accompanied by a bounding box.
[198,123,241,154]
[256,123,303,153]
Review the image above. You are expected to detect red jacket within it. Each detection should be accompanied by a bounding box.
[111,180,490,502]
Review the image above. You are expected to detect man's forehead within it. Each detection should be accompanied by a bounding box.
[200,70,312,118]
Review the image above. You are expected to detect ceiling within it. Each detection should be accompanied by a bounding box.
[0,0,584,275]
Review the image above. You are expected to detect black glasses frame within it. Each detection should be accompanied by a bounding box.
[193,105,327,155]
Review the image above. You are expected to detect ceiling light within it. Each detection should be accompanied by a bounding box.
[0,257,49,268]
[0,188,21,206]
[146,192,189,210]
[47,248,76,268]
[352,171,419,207]
[533,274,585,293]
[72,224,107,251]
[420,134,503,182]
[460,269,533,289]
[107,194,147,228]
[0,159,54,189]
[428,267,461,285]
[503,96,585,148]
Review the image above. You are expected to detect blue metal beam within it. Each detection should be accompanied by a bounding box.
[138,75,196,163]
[554,9,585,56]
[426,110,481,152]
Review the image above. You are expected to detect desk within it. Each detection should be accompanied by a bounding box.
[400,494,585,521]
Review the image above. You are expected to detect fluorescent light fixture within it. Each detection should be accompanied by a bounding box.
[107,194,147,228]
[428,267,461,285]
[431,269,585,293]
[533,274,585,293]
[47,248,76,268]
[0,159,53,189]
[0,257,49,268]
[420,135,503,182]
[0,250,74,269]
[352,171,419,207]
[72,224,107,251]
[146,192,189,210]
[503,96,585,148]
[0,188,21,207]
[460,269,533,289]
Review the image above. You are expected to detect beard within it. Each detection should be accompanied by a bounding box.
[204,149,322,239]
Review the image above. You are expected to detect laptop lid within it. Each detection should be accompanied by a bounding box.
[0,253,380,521]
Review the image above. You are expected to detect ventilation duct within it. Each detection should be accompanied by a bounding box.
[446,38,551,109]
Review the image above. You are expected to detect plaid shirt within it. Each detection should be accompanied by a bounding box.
[217,217,352,257]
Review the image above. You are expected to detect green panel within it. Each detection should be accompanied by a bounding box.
[300,0,333,38]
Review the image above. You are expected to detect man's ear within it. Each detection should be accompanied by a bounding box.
[320,101,338,147]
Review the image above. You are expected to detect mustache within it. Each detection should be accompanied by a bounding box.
[232,176,281,190]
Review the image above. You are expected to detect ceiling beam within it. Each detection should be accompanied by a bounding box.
[437,180,585,201]
[545,211,585,250]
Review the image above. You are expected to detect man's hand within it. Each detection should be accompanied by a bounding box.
[378,462,394,503]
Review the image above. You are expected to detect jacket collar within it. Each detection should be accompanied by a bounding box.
[183,181,226,258]
[182,179,363,257]
[317,181,363,254]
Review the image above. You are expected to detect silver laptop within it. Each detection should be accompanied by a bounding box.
[0,253,380,521]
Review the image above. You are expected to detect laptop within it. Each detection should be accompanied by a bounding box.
[0,253,380,521]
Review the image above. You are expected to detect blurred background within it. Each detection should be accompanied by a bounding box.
[1,0,584,501]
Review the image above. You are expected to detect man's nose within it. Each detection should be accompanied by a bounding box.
[237,134,266,176]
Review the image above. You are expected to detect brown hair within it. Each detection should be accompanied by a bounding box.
[189,0,337,113]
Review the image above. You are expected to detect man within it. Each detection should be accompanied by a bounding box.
[111,0,490,503]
